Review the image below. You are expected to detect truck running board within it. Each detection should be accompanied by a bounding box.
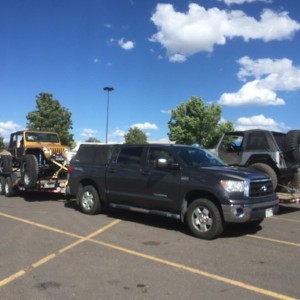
[109,203,181,220]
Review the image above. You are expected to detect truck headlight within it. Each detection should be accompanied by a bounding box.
[220,180,245,193]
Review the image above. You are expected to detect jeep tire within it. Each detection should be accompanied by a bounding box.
[186,198,224,240]
[21,154,39,189]
[285,130,300,163]
[248,163,277,190]
[0,155,12,174]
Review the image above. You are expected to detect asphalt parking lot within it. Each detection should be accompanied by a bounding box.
[0,193,300,300]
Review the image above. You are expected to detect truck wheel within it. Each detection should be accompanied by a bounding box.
[186,198,224,240]
[248,163,277,190]
[4,176,15,197]
[284,130,300,163]
[77,185,101,215]
[21,155,39,189]
[0,155,12,173]
[0,176,5,195]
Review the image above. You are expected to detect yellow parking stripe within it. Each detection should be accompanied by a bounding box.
[247,234,300,247]
[0,212,297,299]
[0,219,121,287]
[0,212,82,239]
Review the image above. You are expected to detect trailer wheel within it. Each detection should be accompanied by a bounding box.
[77,185,101,215]
[21,155,39,189]
[4,176,15,197]
[186,198,224,240]
[0,155,12,173]
[0,176,5,195]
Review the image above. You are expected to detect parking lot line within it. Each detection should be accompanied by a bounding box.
[0,218,121,287]
[0,211,297,299]
[247,234,300,247]
[90,239,296,300]
[0,212,82,239]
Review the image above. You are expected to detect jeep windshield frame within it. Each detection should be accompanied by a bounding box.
[25,132,60,143]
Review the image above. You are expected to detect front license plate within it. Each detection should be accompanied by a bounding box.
[265,208,273,218]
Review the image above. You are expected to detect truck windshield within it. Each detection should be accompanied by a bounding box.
[174,147,226,167]
[25,132,60,143]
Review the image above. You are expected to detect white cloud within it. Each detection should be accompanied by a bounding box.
[161,109,171,114]
[221,0,272,5]
[235,114,286,131]
[118,38,135,50]
[0,121,23,142]
[219,56,300,106]
[219,80,285,106]
[150,4,300,61]
[112,128,125,138]
[131,122,158,130]
[80,129,98,138]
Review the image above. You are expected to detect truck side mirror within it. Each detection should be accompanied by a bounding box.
[157,158,180,170]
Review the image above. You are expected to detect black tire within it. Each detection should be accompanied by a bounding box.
[77,185,101,215]
[0,155,12,174]
[289,170,300,190]
[186,198,224,240]
[0,176,5,195]
[284,130,300,163]
[21,154,39,189]
[4,176,15,197]
[248,163,278,190]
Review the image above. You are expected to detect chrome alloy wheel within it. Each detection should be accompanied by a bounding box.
[82,191,95,211]
[191,206,213,232]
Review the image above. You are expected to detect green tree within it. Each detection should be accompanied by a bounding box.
[168,97,234,148]
[85,137,101,143]
[26,93,74,147]
[0,136,5,152]
[124,127,148,144]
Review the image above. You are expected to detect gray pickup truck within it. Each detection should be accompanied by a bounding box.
[67,143,279,240]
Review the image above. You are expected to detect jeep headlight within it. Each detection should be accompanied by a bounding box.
[220,180,245,193]
[43,147,52,155]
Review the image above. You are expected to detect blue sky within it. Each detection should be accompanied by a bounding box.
[1,0,300,144]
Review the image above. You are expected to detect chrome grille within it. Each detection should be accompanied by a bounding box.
[249,179,273,197]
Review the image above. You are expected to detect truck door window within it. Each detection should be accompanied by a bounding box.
[146,148,176,169]
[117,147,143,167]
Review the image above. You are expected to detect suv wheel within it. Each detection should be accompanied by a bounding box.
[21,155,39,189]
[186,198,224,240]
[77,185,101,215]
[248,163,278,190]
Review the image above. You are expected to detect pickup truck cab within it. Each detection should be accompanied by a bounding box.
[67,144,279,240]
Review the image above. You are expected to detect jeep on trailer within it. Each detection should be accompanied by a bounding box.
[212,129,300,191]
[0,130,70,194]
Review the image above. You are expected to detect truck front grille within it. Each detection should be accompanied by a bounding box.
[249,179,273,197]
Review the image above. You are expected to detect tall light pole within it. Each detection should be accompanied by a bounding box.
[103,86,114,144]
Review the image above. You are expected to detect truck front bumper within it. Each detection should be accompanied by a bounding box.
[222,198,279,223]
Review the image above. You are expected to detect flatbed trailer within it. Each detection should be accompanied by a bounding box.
[0,170,68,197]
[277,192,300,204]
